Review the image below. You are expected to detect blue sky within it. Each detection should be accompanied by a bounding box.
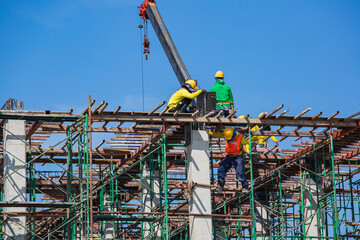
[1,1,360,223]
[1,0,359,118]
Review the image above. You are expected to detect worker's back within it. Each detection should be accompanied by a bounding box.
[210,79,233,110]
[210,82,232,101]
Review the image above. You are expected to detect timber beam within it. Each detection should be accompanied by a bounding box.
[90,111,359,128]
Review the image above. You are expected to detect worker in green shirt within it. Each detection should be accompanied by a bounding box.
[209,71,234,117]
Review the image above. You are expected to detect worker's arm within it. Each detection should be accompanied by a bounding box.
[250,126,257,141]
[208,131,224,138]
[179,89,203,99]
[270,136,279,145]
[241,136,250,152]
[209,85,216,92]
[228,86,234,103]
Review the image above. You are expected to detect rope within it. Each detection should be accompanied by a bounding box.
[139,18,145,111]
[183,180,217,199]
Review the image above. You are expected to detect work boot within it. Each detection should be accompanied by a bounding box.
[242,185,249,194]
[218,178,225,190]
[215,179,225,194]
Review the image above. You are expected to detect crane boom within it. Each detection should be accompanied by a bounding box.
[139,0,216,143]
[139,0,191,85]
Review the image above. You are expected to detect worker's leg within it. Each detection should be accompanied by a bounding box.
[176,98,192,113]
[217,156,232,189]
[216,107,232,117]
[233,155,249,189]
[256,144,265,153]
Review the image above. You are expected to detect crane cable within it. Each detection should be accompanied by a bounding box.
[139,18,145,111]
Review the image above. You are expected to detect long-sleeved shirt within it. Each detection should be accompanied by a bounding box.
[250,125,278,145]
[167,88,203,111]
[209,131,249,155]
[209,79,234,110]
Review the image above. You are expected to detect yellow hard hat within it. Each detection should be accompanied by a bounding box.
[238,115,246,118]
[185,79,198,91]
[215,71,224,79]
[258,112,267,118]
[223,127,234,140]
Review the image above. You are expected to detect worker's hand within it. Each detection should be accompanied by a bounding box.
[215,124,223,132]
[275,141,279,146]
[208,130,214,138]
[201,89,207,93]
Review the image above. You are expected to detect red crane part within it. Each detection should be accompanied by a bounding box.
[143,38,150,60]
[139,0,155,19]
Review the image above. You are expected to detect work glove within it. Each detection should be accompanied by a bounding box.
[188,106,196,113]
[201,89,207,93]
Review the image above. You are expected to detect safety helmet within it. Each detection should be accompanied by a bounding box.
[185,79,198,91]
[238,115,246,118]
[215,71,224,79]
[223,127,234,140]
[258,112,267,118]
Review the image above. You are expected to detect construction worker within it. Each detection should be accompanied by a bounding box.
[209,71,234,117]
[209,126,249,191]
[245,112,279,152]
[166,79,205,113]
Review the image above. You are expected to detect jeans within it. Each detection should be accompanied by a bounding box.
[216,107,234,117]
[176,98,193,113]
[218,155,248,188]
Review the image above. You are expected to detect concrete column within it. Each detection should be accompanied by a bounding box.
[303,182,323,238]
[141,162,161,240]
[104,191,114,239]
[255,204,269,239]
[214,224,226,239]
[255,189,269,239]
[302,158,323,239]
[187,130,213,240]
[76,222,84,240]
[3,120,26,240]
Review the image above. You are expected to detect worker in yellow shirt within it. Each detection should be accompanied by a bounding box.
[166,79,206,113]
[240,113,279,152]
[209,126,249,191]
[250,125,278,150]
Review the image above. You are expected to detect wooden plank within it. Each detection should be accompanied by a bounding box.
[26,120,43,140]
[91,113,358,128]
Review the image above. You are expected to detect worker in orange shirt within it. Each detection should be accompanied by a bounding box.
[209,126,249,191]
[166,79,205,113]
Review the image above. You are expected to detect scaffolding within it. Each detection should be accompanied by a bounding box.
[210,130,360,239]
[0,99,359,239]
